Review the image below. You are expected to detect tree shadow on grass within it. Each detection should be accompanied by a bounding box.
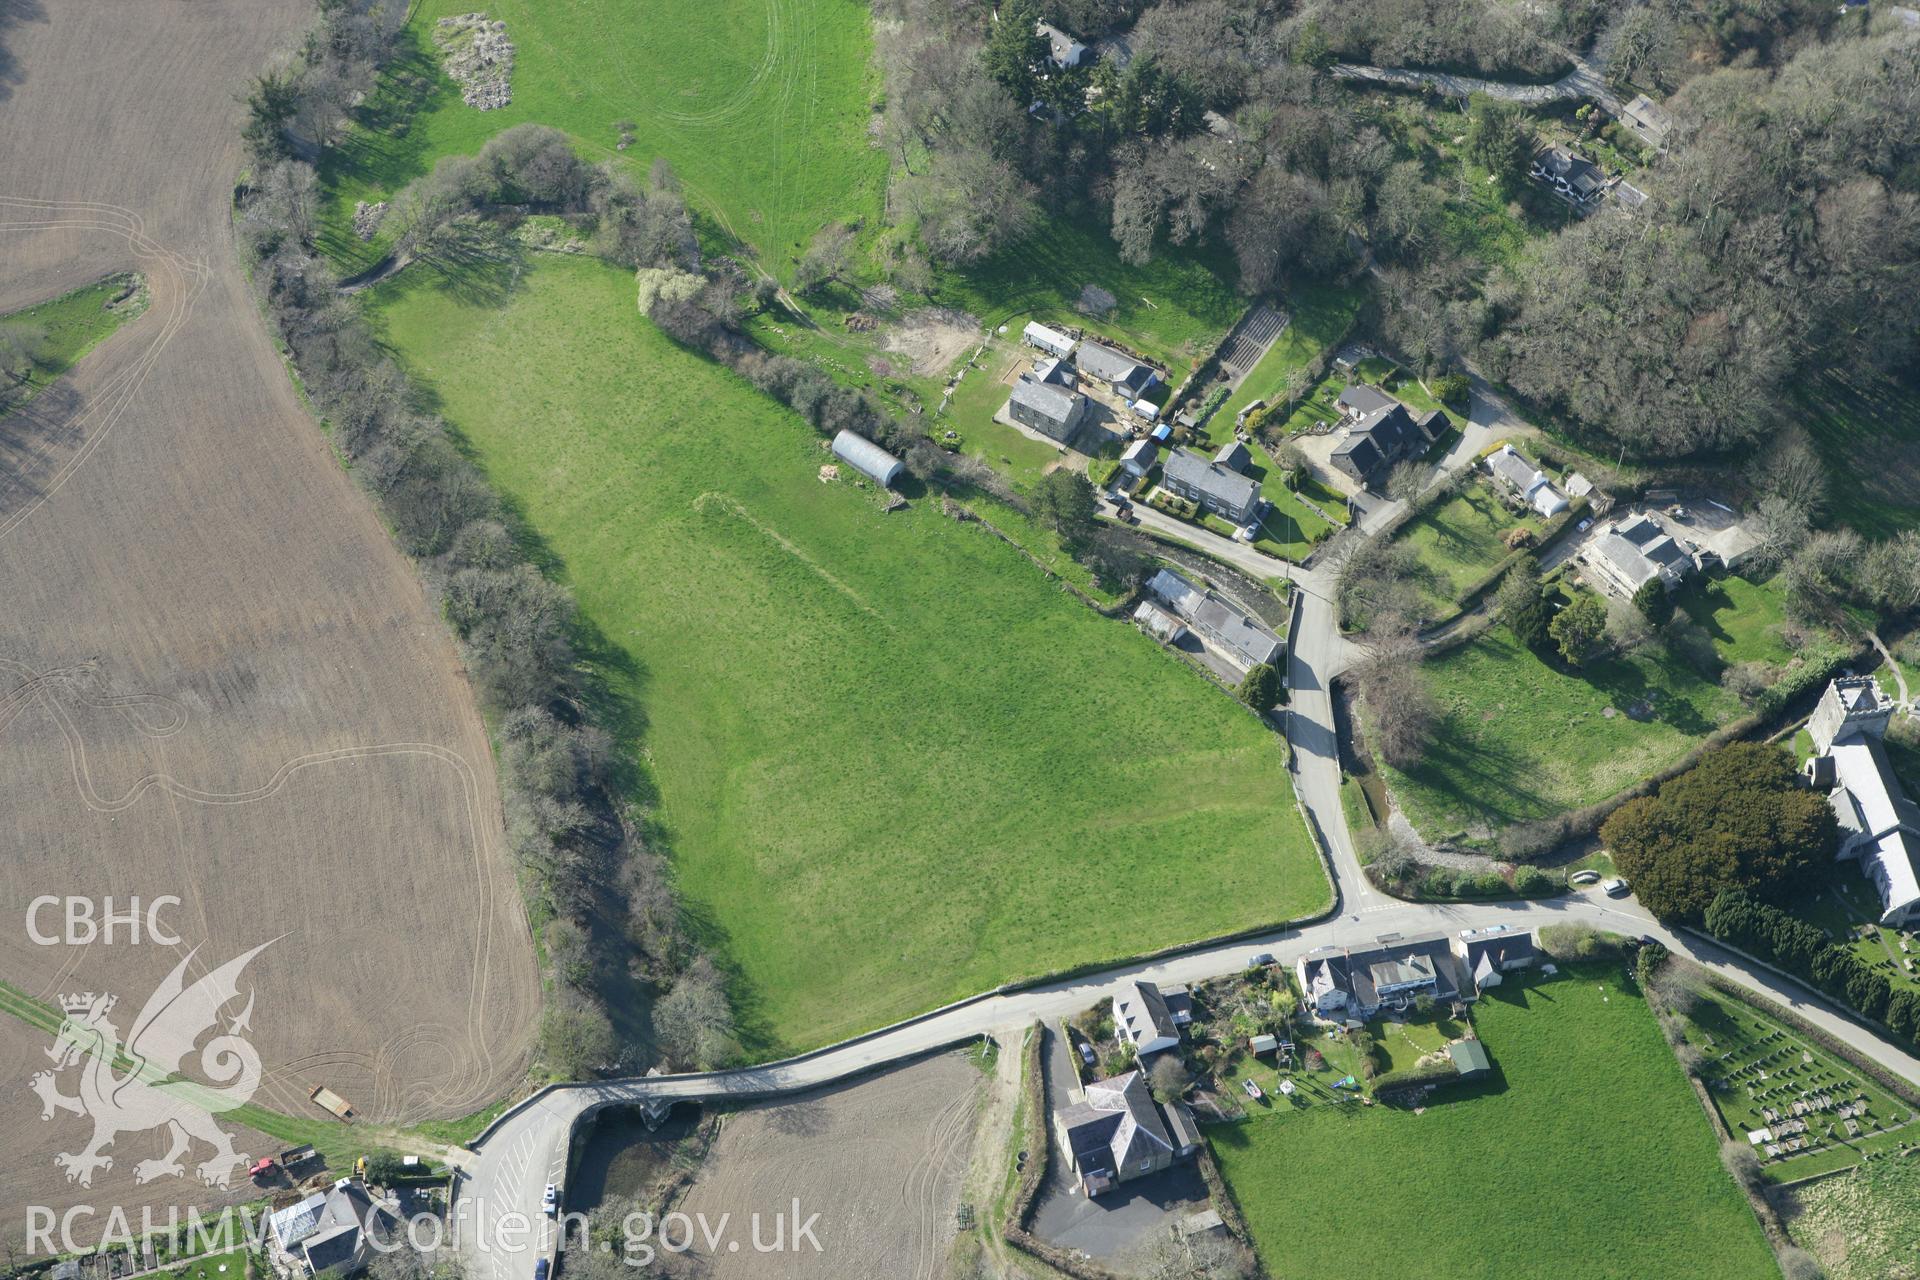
[1396,709,1555,829]
[0,0,46,105]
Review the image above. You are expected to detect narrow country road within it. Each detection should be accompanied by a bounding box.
[1331,56,1622,115]
[453,379,1916,1278]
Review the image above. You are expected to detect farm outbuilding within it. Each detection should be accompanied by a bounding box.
[1022,321,1076,360]
[832,430,905,488]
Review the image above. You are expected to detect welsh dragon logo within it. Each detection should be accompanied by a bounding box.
[31,942,273,1189]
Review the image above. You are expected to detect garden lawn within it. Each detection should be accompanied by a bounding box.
[934,221,1242,380]
[1214,282,1364,426]
[1395,480,1539,616]
[366,255,1326,1055]
[1212,966,1776,1280]
[316,0,885,278]
[1671,573,1794,666]
[1383,629,1740,839]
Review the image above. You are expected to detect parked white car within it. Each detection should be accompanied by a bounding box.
[1602,878,1631,897]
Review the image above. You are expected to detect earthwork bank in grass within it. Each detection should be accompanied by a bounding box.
[319,0,885,277]
[368,254,1328,1056]
[1211,966,1778,1279]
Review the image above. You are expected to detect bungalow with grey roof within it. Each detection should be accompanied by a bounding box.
[1007,374,1089,444]
[1485,444,1570,517]
[1054,1070,1201,1197]
[1531,145,1607,208]
[1162,446,1260,523]
[1805,677,1920,926]
[1120,437,1157,479]
[1075,340,1159,398]
[1335,383,1396,420]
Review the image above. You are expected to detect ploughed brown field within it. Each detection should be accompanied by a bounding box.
[671,1052,982,1280]
[0,0,539,1234]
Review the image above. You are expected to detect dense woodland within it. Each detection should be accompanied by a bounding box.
[874,0,1920,464]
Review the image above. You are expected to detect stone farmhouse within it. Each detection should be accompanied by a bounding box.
[1008,371,1089,444]
[1581,513,1695,596]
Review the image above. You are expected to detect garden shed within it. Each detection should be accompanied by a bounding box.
[1448,1039,1491,1079]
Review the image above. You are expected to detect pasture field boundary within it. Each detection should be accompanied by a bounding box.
[467,885,1343,1151]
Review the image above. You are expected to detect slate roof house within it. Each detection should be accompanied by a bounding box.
[1075,340,1158,398]
[1036,20,1089,68]
[1162,446,1261,523]
[1330,402,1448,490]
[1295,929,1536,1025]
[1485,443,1570,517]
[1620,94,1673,149]
[1190,595,1283,668]
[1582,513,1694,596]
[1531,145,1607,207]
[1145,568,1283,668]
[1007,374,1089,444]
[1335,383,1396,421]
[1147,567,1204,616]
[1805,677,1920,926]
[1113,979,1192,1056]
[269,1181,392,1277]
[1055,1070,1202,1197]
[1451,924,1539,991]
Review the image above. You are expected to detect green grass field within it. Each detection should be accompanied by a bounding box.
[1213,283,1364,425]
[366,255,1327,1054]
[934,221,1242,380]
[1789,1151,1920,1279]
[1,272,147,406]
[1395,480,1540,616]
[316,0,885,277]
[1212,966,1777,1279]
[1384,629,1740,839]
